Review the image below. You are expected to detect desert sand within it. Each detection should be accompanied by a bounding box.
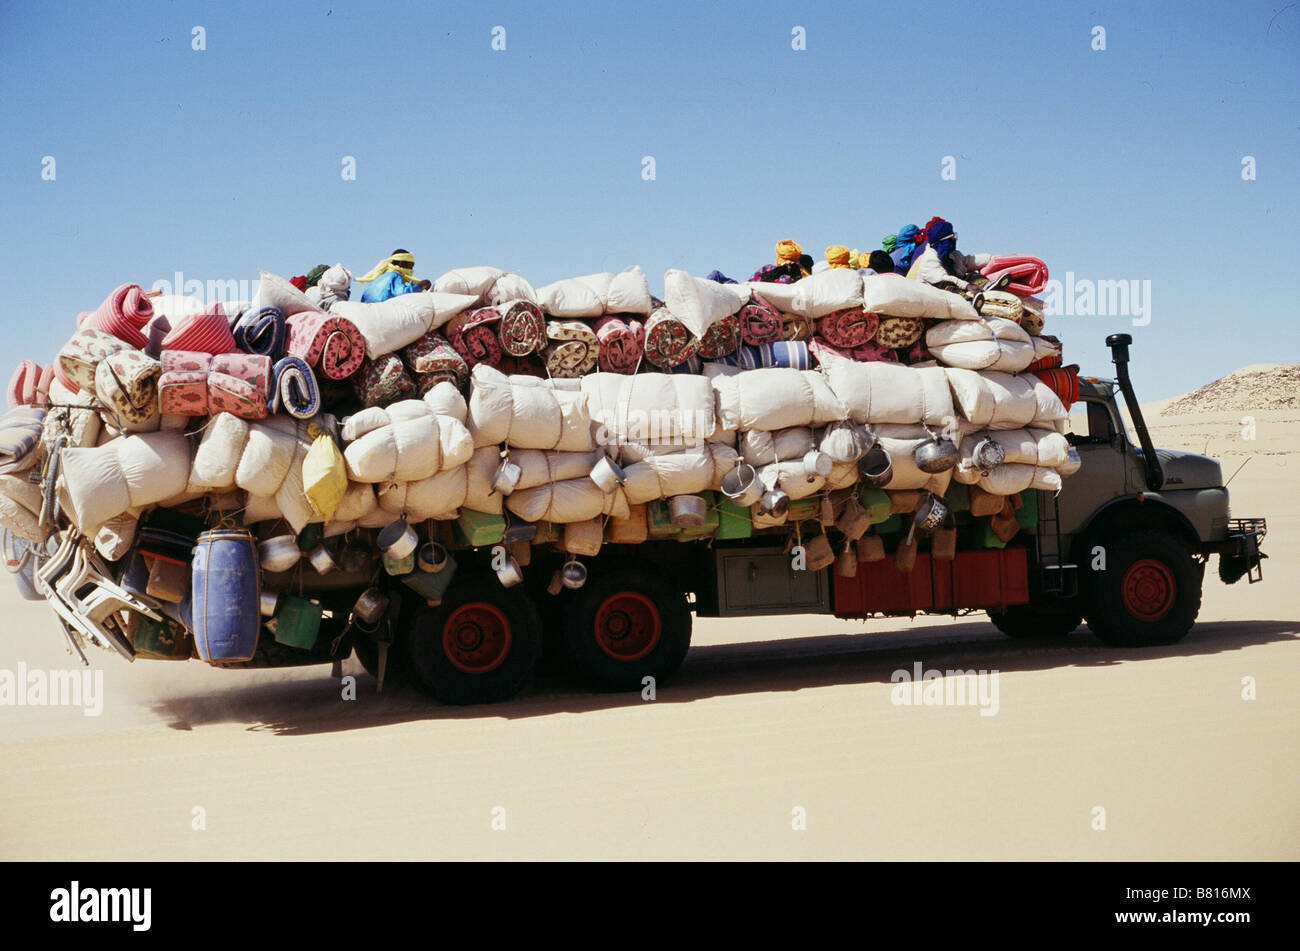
[0,379,1295,861]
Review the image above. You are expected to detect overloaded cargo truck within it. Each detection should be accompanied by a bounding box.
[7,333,1266,705]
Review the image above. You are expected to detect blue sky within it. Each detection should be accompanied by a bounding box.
[1,0,1296,400]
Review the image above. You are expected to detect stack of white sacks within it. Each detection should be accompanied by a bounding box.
[35,265,1078,562]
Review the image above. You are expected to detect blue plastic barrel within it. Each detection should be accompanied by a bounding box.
[191,529,261,663]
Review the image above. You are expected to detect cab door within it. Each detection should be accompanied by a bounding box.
[1057,395,1132,536]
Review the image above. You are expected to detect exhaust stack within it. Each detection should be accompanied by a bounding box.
[1106,333,1164,491]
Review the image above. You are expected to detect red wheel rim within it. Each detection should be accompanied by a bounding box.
[442,602,512,674]
[1121,559,1176,622]
[593,592,661,662]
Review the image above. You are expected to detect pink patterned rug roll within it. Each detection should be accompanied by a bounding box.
[158,350,213,416]
[737,294,784,346]
[284,311,366,381]
[208,353,271,419]
[161,302,238,356]
[496,300,546,357]
[809,337,899,364]
[592,316,644,373]
[816,307,878,349]
[642,306,697,369]
[695,312,741,359]
[82,284,153,350]
[452,310,504,369]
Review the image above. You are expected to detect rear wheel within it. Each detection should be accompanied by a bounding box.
[406,576,542,704]
[988,604,1081,638]
[1085,529,1201,647]
[561,565,691,692]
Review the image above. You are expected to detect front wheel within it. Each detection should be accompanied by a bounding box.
[1085,529,1202,647]
[561,565,692,692]
[406,576,542,704]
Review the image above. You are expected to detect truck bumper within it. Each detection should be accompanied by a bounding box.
[1205,517,1267,585]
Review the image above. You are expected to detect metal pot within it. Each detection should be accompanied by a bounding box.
[417,541,448,574]
[259,590,281,617]
[912,493,949,537]
[308,543,337,575]
[495,554,523,588]
[759,488,790,518]
[915,435,960,474]
[669,494,708,529]
[561,559,587,590]
[857,444,893,488]
[338,536,373,574]
[971,437,1006,473]
[801,450,832,479]
[258,534,300,573]
[353,586,390,626]
[491,458,522,496]
[590,455,627,494]
[377,518,418,559]
[721,462,763,508]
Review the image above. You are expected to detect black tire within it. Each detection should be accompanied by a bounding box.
[561,565,691,692]
[988,604,1082,638]
[1085,529,1202,647]
[354,633,411,686]
[406,575,542,704]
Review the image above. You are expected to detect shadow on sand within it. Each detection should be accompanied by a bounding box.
[144,618,1299,736]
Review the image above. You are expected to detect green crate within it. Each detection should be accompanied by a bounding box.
[453,509,507,547]
[275,595,323,650]
[785,497,820,524]
[716,497,753,540]
[647,499,677,536]
[858,487,893,524]
[128,614,189,661]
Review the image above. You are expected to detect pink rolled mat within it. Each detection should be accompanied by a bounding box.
[452,310,504,369]
[816,307,878,349]
[161,302,238,356]
[592,316,644,373]
[284,311,366,381]
[979,255,1049,295]
[81,283,154,349]
[7,360,41,408]
[809,337,899,364]
[737,294,784,346]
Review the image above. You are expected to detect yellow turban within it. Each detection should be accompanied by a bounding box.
[826,246,851,268]
[358,251,416,284]
[775,239,803,264]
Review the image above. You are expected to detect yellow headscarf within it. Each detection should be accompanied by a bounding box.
[825,246,851,269]
[774,239,803,264]
[358,251,416,283]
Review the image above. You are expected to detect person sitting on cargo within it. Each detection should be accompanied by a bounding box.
[358,249,431,303]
